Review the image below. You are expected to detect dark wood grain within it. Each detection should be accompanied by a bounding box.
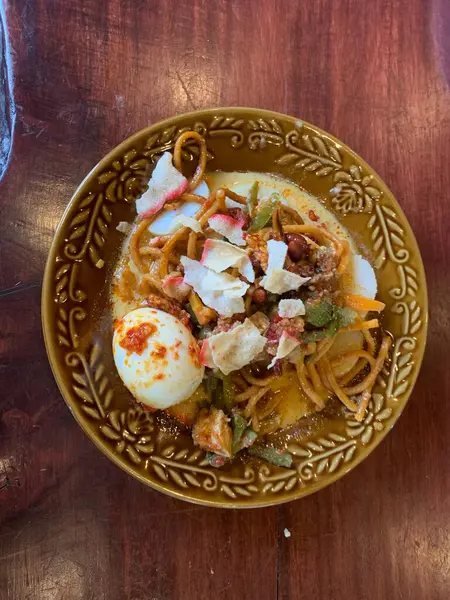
[0,0,449,598]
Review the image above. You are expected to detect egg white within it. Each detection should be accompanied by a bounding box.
[113,307,204,409]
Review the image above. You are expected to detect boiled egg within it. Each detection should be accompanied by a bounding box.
[113,307,204,409]
[351,254,377,299]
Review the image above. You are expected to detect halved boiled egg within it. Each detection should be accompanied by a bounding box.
[113,307,204,409]
[351,254,377,299]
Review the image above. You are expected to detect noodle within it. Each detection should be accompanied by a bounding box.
[130,217,152,272]
[363,329,376,355]
[331,350,376,370]
[322,356,359,412]
[164,200,183,211]
[306,361,328,397]
[244,387,271,417]
[179,192,207,203]
[343,336,391,396]
[355,390,371,422]
[279,204,304,225]
[337,240,350,274]
[242,368,279,387]
[283,224,343,259]
[256,394,281,420]
[295,351,325,408]
[173,131,207,190]
[231,374,248,391]
[187,232,198,259]
[307,337,335,365]
[235,385,262,403]
[337,358,366,387]
[140,274,163,293]
[139,247,162,258]
[159,226,190,277]
[222,188,247,205]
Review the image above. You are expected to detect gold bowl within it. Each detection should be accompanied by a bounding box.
[42,108,427,507]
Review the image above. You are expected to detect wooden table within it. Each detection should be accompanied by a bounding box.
[1,1,449,598]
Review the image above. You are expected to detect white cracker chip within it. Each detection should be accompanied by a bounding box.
[181,256,248,317]
[208,318,267,375]
[173,214,203,233]
[201,239,255,282]
[278,299,306,318]
[268,332,300,369]
[266,239,288,271]
[261,269,310,295]
[208,214,245,246]
[260,239,310,294]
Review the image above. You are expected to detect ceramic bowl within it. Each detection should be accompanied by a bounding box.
[42,108,427,507]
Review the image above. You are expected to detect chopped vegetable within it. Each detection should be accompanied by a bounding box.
[248,194,280,232]
[240,428,258,448]
[302,329,329,343]
[343,293,385,313]
[303,305,357,343]
[222,374,235,412]
[246,181,259,217]
[207,452,227,468]
[248,445,293,468]
[206,373,224,408]
[231,413,248,452]
[305,299,334,327]
[232,413,258,453]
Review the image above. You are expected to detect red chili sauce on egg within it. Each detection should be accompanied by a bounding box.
[119,322,157,355]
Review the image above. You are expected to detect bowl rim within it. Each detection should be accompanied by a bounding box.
[41,106,429,508]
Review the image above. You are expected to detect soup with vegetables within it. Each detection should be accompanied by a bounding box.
[111,131,390,468]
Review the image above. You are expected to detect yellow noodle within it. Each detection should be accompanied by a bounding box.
[308,337,335,365]
[159,227,189,277]
[256,394,281,420]
[223,188,247,205]
[322,356,359,412]
[140,274,163,292]
[198,199,221,226]
[337,358,366,387]
[187,232,198,259]
[283,224,343,258]
[173,130,207,190]
[130,217,152,272]
[295,352,325,408]
[235,385,262,403]
[272,206,282,237]
[244,387,271,417]
[231,374,248,392]
[306,361,328,396]
[216,188,227,212]
[279,204,304,225]
[251,414,260,432]
[337,240,350,274]
[316,357,332,391]
[164,200,183,211]
[242,368,279,387]
[139,247,162,258]
[331,350,376,370]
[363,329,376,355]
[180,192,207,203]
[344,336,391,395]
[355,390,372,422]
